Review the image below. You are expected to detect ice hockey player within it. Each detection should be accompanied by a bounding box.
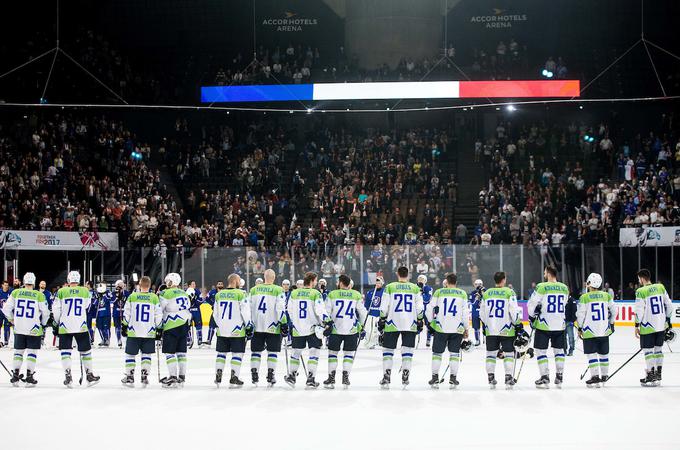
[186,280,203,348]
[158,272,191,388]
[527,265,570,388]
[248,269,286,386]
[121,276,162,387]
[323,274,367,389]
[84,282,97,344]
[480,271,522,389]
[212,273,253,388]
[426,272,469,388]
[363,276,384,349]
[0,280,12,346]
[468,279,484,346]
[378,266,424,388]
[53,271,100,387]
[284,271,331,388]
[94,283,112,346]
[1,272,50,386]
[576,273,616,388]
[111,280,129,348]
[634,269,673,386]
[417,274,433,347]
[38,280,53,347]
[204,281,223,346]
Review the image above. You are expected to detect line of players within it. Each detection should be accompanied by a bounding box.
[0,264,674,389]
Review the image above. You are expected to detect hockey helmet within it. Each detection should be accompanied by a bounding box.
[586,273,603,289]
[417,274,427,284]
[514,330,530,352]
[67,271,81,284]
[474,279,484,288]
[282,279,291,286]
[239,278,246,289]
[96,283,107,294]
[114,279,125,290]
[164,272,181,287]
[23,272,36,286]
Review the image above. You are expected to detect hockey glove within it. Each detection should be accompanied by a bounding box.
[280,322,289,337]
[359,329,366,340]
[610,323,615,334]
[667,317,672,330]
[121,324,128,337]
[433,306,440,315]
[534,303,542,316]
[377,317,386,332]
[426,320,436,334]
[323,321,333,337]
[245,323,254,339]
[417,319,424,333]
[514,323,525,336]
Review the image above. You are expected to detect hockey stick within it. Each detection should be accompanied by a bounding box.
[357,287,377,346]
[78,353,84,385]
[0,356,14,377]
[513,326,535,383]
[283,340,290,374]
[156,340,162,382]
[602,348,642,383]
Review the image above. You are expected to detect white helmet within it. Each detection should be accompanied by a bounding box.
[96,282,107,294]
[164,272,181,287]
[417,274,427,284]
[114,279,125,289]
[319,278,327,286]
[296,279,304,288]
[282,279,291,286]
[586,273,603,289]
[239,278,245,288]
[255,278,263,285]
[349,279,354,288]
[23,272,36,286]
[67,271,81,284]
[474,279,484,288]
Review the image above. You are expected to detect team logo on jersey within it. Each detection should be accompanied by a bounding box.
[372,296,381,307]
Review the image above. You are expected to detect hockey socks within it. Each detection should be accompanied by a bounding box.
[13,351,23,371]
[536,349,549,376]
[401,347,414,371]
[81,352,93,372]
[216,353,227,372]
[382,350,394,372]
[485,351,496,374]
[307,348,319,377]
[431,352,443,374]
[165,354,178,377]
[342,352,355,374]
[231,353,243,378]
[25,352,37,372]
[328,352,339,373]
[177,352,187,376]
[125,354,136,375]
[267,352,278,371]
[450,352,461,376]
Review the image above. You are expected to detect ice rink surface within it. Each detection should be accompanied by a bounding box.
[3,331,678,450]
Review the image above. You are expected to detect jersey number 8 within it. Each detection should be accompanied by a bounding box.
[299,301,308,319]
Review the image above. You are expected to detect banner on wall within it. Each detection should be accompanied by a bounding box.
[0,230,119,251]
[619,226,680,247]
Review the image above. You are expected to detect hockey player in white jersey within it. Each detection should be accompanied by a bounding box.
[284,271,331,388]
[378,266,424,388]
[426,273,470,388]
[480,271,522,389]
[322,274,368,389]
[158,272,192,388]
[576,273,617,387]
[248,269,286,386]
[527,265,570,388]
[121,276,162,387]
[213,273,253,387]
[634,268,673,386]
[2,272,50,386]
[53,271,100,387]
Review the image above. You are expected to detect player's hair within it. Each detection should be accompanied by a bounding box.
[493,271,506,284]
[139,276,151,288]
[636,269,652,281]
[544,265,557,278]
[227,273,241,287]
[338,274,351,288]
[303,271,317,286]
[446,273,457,286]
[264,269,276,283]
[2,280,7,284]
[397,266,409,278]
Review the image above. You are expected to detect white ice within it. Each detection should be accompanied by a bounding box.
[3,331,678,450]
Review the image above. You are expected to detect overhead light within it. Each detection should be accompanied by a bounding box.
[506,105,516,112]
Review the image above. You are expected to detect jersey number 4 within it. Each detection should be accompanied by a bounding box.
[393,294,413,312]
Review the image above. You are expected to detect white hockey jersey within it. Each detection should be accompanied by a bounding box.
[527,281,569,331]
[2,288,50,336]
[426,287,470,334]
[634,283,673,335]
[380,282,424,332]
[480,287,520,337]
[248,284,286,334]
[326,288,368,335]
[576,290,616,338]
[213,288,251,338]
[53,285,92,334]
[123,291,163,338]
[287,288,329,337]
